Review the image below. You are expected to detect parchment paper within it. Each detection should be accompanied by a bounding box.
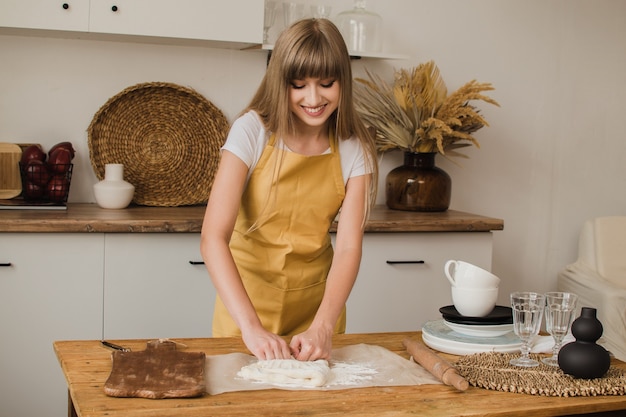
[205,343,442,394]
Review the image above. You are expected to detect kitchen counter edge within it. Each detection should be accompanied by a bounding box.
[0,203,503,233]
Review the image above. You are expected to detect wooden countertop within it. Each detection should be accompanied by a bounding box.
[54,332,626,417]
[0,203,503,233]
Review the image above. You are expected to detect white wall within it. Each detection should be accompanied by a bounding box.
[2,0,625,305]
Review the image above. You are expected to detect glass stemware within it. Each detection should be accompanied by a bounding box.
[263,1,278,44]
[510,292,545,367]
[542,291,578,366]
[311,5,332,19]
[283,2,305,28]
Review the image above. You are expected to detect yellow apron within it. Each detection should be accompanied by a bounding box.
[213,132,346,337]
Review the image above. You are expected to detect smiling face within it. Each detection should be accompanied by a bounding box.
[288,77,340,130]
[252,19,354,140]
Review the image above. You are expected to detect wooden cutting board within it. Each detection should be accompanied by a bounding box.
[104,340,206,399]
[0,143,22,199]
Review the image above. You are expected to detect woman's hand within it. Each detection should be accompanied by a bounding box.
[289,324,333,361]
[242,326,293,360]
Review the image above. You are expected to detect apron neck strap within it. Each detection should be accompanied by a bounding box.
[268,127,337,153]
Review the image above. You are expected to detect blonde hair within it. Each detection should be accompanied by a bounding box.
[245,18,378,218]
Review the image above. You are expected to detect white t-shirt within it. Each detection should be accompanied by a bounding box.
[222,111,368,185]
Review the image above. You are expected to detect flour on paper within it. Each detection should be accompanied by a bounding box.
[326,361,378,386]
[238,359,331,387]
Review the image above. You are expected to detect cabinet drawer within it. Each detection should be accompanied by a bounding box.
[0,233,103,417]
[0,0,89,32]
[345,232,494,333]
[103,234,215,339]
[89,0,263,44]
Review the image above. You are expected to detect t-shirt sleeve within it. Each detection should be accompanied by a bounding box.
[339,137,371,182]
[221,111,266,168]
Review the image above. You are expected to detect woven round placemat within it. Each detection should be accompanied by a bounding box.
[455,352,626,397]
[88,82,229,206]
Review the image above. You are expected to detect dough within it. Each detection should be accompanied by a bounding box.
[238,359,330,387]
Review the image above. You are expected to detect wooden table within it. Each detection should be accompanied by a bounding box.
[54,332,626,417]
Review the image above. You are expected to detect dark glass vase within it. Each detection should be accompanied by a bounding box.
[385,152,451,212]
[558,307,611,379]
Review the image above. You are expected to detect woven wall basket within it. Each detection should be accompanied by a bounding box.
[88,82,229,207]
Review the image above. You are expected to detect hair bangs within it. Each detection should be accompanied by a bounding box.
[285,34,340,82]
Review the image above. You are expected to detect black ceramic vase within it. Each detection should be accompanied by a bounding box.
[385,152,451,212]
[558,307,610,379]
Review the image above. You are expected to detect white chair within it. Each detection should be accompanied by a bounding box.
[558,216,626,361]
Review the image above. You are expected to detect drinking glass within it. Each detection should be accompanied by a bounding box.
[263,1,278,44]
[283,2,305,28]
[311,5,332,19]
[542,291,578,366]
[510,292,545,367]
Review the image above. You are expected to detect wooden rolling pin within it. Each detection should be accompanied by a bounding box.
[403,338,469,391]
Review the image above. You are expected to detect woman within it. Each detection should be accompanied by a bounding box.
[200,18,378,361]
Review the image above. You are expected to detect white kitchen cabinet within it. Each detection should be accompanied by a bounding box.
[1,0,263,48]
[0,205,500,415]
[344,232,495,333]
[0,233,103,417]
[102,233,215,340]
[89,0,263,45]
[0,0,89,32]
[102,231,494,339]
[102,231,493,339]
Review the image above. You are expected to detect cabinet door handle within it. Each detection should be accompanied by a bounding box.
[189,261,205,265]
[62,3,69,10]
[111,5,118,12]
[386,260,425,264]
[0,262,12,267]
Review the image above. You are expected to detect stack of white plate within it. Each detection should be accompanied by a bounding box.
[421,305,521,355]
[443,321,513,338]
